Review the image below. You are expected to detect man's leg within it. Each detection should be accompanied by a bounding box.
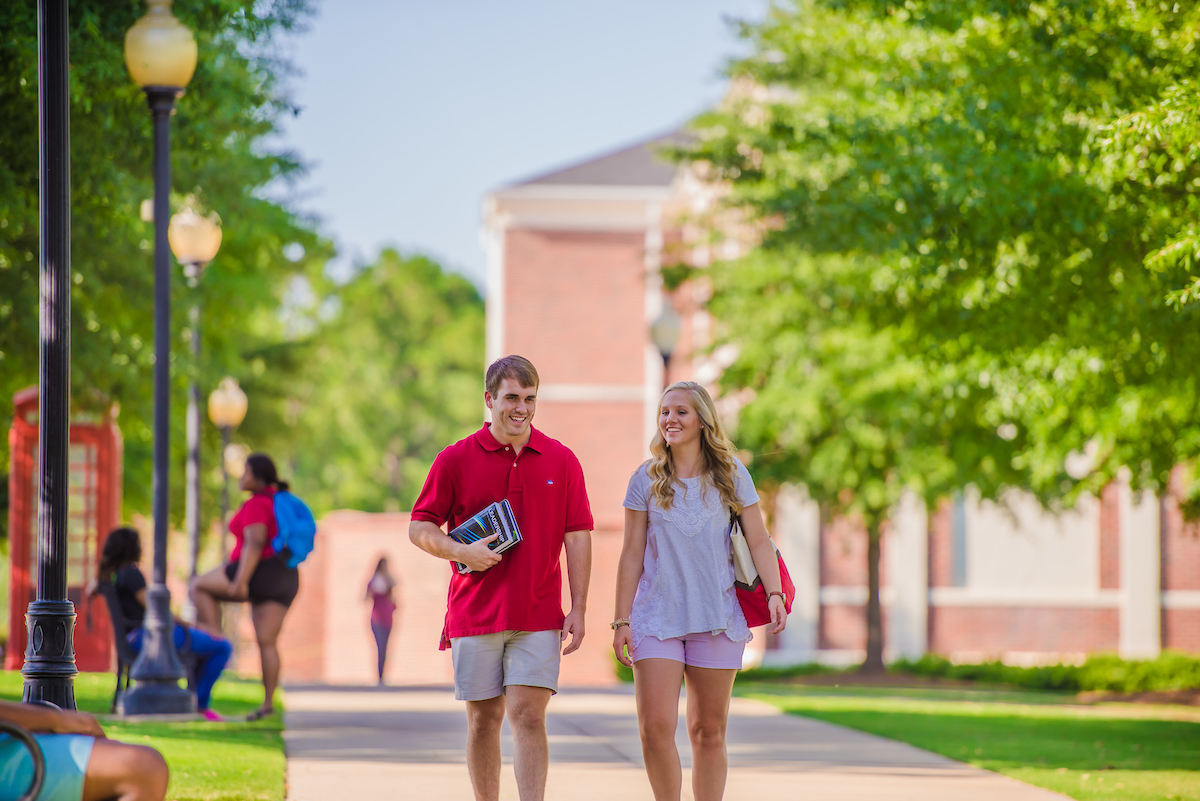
[453,633,507,801]
[83,738,169,801]
[465,695,505,801]
[505,685,552,801]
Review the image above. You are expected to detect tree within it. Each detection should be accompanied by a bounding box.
[256,250,485,516]
[681,0,1200,666]
[0,1,329,525]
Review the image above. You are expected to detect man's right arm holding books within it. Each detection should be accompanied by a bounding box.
[410,521,503,573]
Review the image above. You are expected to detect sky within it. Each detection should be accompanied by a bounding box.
[270,0,768,287]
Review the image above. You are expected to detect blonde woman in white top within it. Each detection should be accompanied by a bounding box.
[612,381,787,801]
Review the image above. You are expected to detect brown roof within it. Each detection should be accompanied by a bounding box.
[510,131,689,189]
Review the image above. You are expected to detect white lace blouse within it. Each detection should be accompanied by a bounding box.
[622,459,759,647]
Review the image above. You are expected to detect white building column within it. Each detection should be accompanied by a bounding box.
[1119,477,1161,658]
[887,490,928,660]
[762,484,820,665]
[481,197,507,365]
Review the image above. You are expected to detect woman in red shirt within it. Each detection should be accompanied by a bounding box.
[191,453,299,721]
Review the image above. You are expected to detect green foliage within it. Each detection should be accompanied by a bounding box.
[893,651,1200,694]
[687,0,1200,510]
[256,249,485,515]
[0,672,284,800]
[735,661,840,682]
[0,1,329,525]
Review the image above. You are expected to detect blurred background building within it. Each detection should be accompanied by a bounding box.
[261,134,1198,685]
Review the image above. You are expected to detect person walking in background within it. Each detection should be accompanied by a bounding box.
[366,556,398,685]
[191,453,300,722]
[96,527,233,721]
[612,381,787,801]
[409,355,593,801]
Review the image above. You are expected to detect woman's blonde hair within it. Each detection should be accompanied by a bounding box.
[647,381,744,514]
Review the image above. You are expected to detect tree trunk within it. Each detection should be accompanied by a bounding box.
[861,521,885,675]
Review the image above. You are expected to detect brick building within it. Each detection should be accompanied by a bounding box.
[477,133,1197,668]
[275,134,1197,685]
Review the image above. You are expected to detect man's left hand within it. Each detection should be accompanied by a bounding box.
[561,609,585,655]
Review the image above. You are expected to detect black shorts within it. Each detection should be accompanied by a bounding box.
[225,554,299,608]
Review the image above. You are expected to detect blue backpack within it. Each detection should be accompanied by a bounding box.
[273,490,317,568]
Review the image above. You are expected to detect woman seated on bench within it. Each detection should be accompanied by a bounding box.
[0,697,168,801]
[99,527,233,721]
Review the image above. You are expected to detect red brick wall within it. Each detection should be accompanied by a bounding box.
[1162,471,1200,592]
[819,603,890,651]
[1098,481,1120,590]
[559,528,622,686]
[928,501,953,587]
[928,606,1118,654]
[503,229,646,386]
[269,511,622,686]
[820,516,869,587]
[275,532,328,682]
[534,402,644,534]
[1162,609,1200,652]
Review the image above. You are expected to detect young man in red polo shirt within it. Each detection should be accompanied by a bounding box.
[409,355,593,801]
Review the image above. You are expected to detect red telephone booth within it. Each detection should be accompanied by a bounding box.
[6,387,123,672]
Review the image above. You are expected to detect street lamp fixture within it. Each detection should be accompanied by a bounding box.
[209,378,248,557]
[169,202,222,282]
[169,200,221,620]
[120,0,198,716]
[24,0,79,709]
[650,305,682,388]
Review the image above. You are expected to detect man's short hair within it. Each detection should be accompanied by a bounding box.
[486,355,539,397]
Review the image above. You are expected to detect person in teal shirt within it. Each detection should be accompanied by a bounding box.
[0,697,167,800]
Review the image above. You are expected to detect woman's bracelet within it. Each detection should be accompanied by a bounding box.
[610,617,631,631]
[767,591,786,603]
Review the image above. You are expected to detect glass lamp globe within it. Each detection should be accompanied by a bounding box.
[208,377,248,429]
[124,0,198,89]
[650,306,682,360]
[169,204,222,276]
[224,443,250,479]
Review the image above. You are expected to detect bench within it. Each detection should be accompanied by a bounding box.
[93,583,198,713]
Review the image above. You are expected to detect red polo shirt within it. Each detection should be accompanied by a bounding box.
[412,424,593,649]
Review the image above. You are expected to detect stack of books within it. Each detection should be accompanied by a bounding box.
[449,499,523,574]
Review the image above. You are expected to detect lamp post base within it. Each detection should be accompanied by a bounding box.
[21,600,77,709]
[120,586,195,715]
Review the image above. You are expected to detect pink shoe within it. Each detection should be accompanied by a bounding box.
[201,709,223,722]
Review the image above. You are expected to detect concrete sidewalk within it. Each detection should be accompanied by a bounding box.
[283,684,1070,801]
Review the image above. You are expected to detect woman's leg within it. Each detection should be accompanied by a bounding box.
[682,664,738,801]
[191,563,236,636]
[250,601,289,714]
[633,657,685,801]
[185,626,233,709]
[371,621,391,681]
[82,738,169,801]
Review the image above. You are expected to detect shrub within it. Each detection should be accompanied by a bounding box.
[891,651,1200,693]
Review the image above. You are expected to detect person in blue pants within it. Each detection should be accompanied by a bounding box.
[99,527,233,720]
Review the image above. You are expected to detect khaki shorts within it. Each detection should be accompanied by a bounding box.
[450,630,562,701]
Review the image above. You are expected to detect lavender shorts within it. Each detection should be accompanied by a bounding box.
[631,631,746,669]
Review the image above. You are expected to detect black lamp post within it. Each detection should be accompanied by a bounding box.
[650,305,681,391]
[169,202,222,618]
[23,0,77,710]
[120,0,199,715]
[208,378,248,559]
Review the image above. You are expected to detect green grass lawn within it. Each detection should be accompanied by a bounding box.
[739,682,1200,801]
[0,671,284,801]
